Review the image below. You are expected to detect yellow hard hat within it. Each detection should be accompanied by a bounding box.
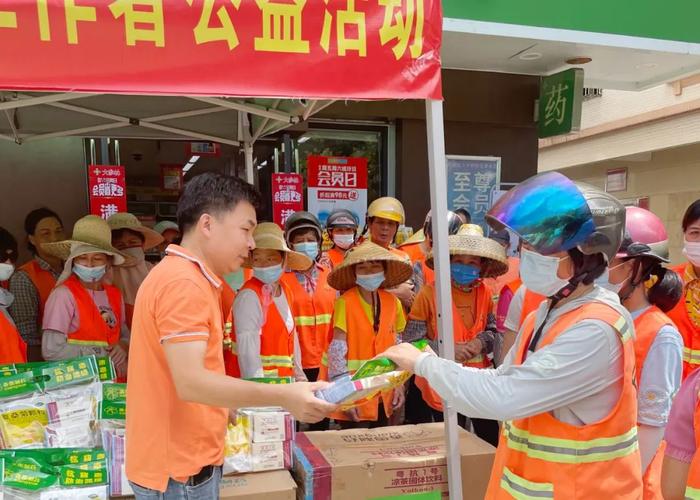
[367,197,405,225]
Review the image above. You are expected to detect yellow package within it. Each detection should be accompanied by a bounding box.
[0,405,49,448]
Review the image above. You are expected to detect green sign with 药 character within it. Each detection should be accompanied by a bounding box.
[538,68,584,139]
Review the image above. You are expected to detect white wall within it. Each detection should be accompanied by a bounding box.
[0,138,88,264]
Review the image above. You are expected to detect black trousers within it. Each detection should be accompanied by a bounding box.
[431,410,500,447]
[303,367,329,431]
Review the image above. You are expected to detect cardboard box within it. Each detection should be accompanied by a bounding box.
[238,408,295,443]
[220,470,297,500]
[293,423,495,500]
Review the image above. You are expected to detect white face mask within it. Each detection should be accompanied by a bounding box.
[684,240,700,267]
[520,248,571,297]
[0,263,14,282]
[333,234,355,250]
[595,266,628,295]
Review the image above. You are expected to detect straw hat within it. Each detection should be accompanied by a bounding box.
[108,213,164,250]
[327,241,413,291]
[426,224,508,278]
[243,222,312,272]
[43,215,127,265]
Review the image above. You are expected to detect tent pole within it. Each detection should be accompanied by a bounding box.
[425,99,463,499]
[244,141,254,185]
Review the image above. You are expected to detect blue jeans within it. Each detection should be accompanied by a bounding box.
[130,466,221,500]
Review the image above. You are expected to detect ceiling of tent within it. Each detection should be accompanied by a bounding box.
[0,92,334,145]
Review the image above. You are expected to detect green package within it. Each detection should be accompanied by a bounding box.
[351,339,429,380]
[244,377,293,384]
[99,383,126,420]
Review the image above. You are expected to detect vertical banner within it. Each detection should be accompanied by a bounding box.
[307,156,368,227]
[271,173,304,227]
[160,164,184,192]
[88,165,127,220]
[446,156,501,233]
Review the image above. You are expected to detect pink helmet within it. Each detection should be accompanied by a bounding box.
[617,207,669,262]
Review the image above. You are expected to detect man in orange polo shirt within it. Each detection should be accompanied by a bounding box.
[126,173,336,498]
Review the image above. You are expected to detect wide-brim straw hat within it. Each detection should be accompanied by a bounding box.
[400,228,425,246]
[43,215,127,266]
[243,222,312,272]
[108,212,164,250]
[426,224,508,278]
[328,241,413,291]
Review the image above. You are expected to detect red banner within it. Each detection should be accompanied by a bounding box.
[272,172,304,227]
[0,1,442,100]
[88,165,127,219]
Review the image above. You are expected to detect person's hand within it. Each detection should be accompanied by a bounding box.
[280,381,338,423]
[392,385,406,410]
[464,338,484,359]
[454,342,472,364]
[380,343,425,372]
[345,407,361,422]
[108,342,128,378]
[388,282,415,309]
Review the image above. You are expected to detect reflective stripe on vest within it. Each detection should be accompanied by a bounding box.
[500,467,554,499]
[685,347,700,365]
[261,354,294,369]
[502,421,639,464]
[295,313,332,327]
[686,485,700,499]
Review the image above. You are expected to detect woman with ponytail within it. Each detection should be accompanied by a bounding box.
[600,206,683,500]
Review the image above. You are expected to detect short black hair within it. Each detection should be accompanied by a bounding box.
[0,227,18,264]
[454,208,471,224]
[683,199,700,232]
[177,173,261,235]
[24,207,63,254]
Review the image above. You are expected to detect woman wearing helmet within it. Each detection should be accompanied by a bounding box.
[325,209,359,269]
[382,172,643,499]
[599,207,683,499]
[364,197,414,310]
[280,212,336,388]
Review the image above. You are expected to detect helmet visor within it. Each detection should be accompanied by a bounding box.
[486,172,595,256]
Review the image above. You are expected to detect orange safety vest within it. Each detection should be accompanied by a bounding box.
[633,306,675,500]
[18,259,57,319]
[319,287,399,422]
[0,312,27,364]
[415,281,492,411]
[63,275,122,347]
[226,278,296,379]
[684,386,700,499]
[280,268,335,370]
[399,242,425,264]
[485,302,642,499]
[505,280,547,330]
[326,247,346,270]
[418,258,434,287]
[668,263,700,380]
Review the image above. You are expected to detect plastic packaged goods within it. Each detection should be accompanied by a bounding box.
[0,358,101,450]
[224,408,295,475]
[0,448,109,499]
[97,383,129,497]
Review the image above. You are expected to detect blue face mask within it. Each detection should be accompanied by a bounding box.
[450,263,480,286]
[356,271,385,292]
[293,242,319,262]
[253,264,283,285]
[73,263,107,283]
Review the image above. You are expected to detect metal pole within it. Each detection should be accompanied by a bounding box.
[244,142,254,185]
[283,134,293,173]
[425,99,463,500]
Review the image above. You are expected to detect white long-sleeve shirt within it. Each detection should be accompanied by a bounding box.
[415,286,633,425]
[233,287,305,381]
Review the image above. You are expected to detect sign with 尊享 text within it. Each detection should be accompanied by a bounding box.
[446,156,501,233]
[271,173,304,227]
